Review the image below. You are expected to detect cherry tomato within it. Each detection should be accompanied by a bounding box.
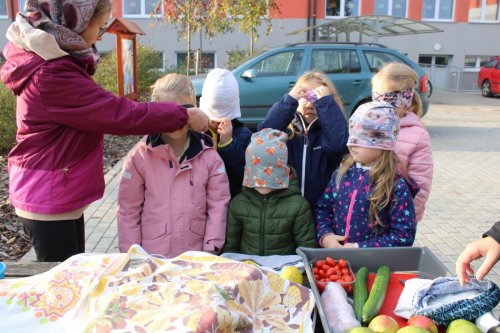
[338,258,347,268]
[315,260,326,268]
[341,267,350,275]
[325,257,336,267]
[343,275,353,282]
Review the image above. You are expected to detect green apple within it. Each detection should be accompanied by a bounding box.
[446,319,482,333]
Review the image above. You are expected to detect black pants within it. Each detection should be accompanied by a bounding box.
[20,215,85,262]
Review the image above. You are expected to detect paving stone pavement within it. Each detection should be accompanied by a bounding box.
[20,89,500,314]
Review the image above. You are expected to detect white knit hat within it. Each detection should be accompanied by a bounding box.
[199,68,241,121]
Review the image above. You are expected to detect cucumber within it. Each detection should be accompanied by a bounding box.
[361,265,390,324]
[353,266,369,322]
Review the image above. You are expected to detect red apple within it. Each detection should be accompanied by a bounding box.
[407,315,438,333]
[368,315,400,333]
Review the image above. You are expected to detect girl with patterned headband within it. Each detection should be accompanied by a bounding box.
[372,62,434,223]
[315,101,419,248]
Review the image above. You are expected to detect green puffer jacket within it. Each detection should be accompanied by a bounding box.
[224,168,316,255]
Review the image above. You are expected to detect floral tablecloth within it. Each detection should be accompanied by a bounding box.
[0,245,315,332]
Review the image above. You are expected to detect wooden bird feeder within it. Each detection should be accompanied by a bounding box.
[104,18,145,101]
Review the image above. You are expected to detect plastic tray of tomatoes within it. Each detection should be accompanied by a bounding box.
[312,256,355,294]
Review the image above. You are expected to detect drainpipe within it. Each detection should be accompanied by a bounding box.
[10,0,15,22]
[306,0,311,41]
[312,0,317,41]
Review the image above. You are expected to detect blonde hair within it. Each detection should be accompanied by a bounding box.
[337,151,405,228]
[151,73,196,105]
[289,70,344,138]
[372,62,423,118]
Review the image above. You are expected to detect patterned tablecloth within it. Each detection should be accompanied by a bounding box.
[0,245,315,332]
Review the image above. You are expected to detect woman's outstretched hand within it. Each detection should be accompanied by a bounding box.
[187,107,209,132]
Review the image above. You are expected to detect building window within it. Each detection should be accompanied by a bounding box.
[422,0,453,20]
[465,55,496,69]
[326,0,360,17]
[176,52,215,73]
[418,55,451,67]
[0,0,8,16]
[468,0,499,21]
[123,0,162,17]
[374,0,407,17]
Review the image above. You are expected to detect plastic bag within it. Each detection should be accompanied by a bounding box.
[321,282,361,333]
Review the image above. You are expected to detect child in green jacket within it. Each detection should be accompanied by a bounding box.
[224,128,316,255]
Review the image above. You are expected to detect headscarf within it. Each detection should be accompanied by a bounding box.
[8,0,107,74]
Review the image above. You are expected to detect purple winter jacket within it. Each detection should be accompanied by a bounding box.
[1,42,189,214]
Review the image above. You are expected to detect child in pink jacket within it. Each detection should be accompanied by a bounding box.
[117,74,231,258]
[372,62,433,222]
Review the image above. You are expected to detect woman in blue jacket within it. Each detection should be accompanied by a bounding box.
[258,70,349,208]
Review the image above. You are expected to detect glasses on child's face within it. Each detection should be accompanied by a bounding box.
[98,24,109,38]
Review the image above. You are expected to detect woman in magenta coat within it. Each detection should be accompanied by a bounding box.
[1,0,209,262]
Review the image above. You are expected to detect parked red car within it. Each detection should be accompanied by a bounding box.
[478,56,500,97]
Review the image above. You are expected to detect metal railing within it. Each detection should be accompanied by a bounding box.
[422,65,481,92]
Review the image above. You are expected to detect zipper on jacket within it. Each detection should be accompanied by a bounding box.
[259,196,268,256]
[63,167,69,186]
[301,136,308,197]
[344,173,365,242]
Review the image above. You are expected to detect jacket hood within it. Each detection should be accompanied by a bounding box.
[401,172,420,199]
[144,130,214,161]
[1,42,46,95]
[400,112,423,128]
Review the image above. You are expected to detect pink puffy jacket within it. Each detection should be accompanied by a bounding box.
[117,132,231,258]
[396,112,433,222]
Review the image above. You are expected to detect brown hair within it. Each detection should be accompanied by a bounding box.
[93,0,112,20]
[337,150,405,227]
[289,70,345,138]
[371,62,423,118]
[151,73,196,105]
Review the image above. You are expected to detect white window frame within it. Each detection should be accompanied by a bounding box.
[374,0,408,17]
[122,0,163,18]
[463,55,495,71]
[468,0,500,22]
[325,0,360,18]
[18,0,26,13]
[421,0,455,21]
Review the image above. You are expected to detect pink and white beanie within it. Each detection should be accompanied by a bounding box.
[347,101,399,150]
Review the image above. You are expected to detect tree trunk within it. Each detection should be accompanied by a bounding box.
[186,20,191,75]
[250,31,254,55]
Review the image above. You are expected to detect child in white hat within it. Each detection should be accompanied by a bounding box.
[200,68,252,198]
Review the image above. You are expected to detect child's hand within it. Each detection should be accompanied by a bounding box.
[217,118,233,145]
[187,107,209,132]
[314,85,330,99]
[343,242,358,248]
[322,234,346,248]
[289,85,309,101]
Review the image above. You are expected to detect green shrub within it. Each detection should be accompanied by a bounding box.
[94,43,166,101]
[0,84,16,153]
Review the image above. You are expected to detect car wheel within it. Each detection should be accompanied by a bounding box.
[426,80,433,98]
[481,80,493,97]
